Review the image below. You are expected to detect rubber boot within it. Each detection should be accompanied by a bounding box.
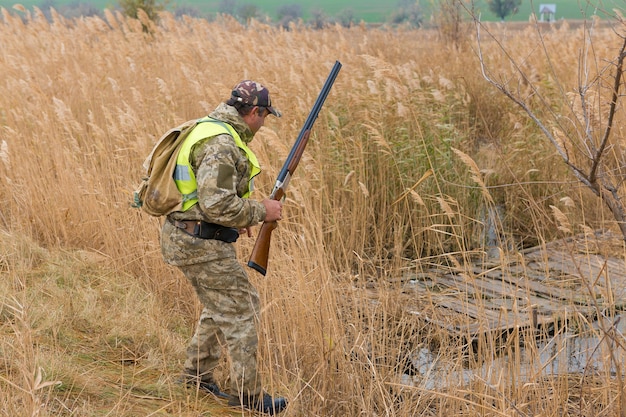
[180,372,230,399]
[228,392,287,415]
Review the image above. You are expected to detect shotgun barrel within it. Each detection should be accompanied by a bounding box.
[247,61,342,276]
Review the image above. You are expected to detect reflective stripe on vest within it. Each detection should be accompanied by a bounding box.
[174,117,261,212]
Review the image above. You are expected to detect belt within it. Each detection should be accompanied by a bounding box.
[168,218,239,243]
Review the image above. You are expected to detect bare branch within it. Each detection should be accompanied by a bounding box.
[590,35,626,183]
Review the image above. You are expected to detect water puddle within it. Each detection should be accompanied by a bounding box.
[403,314,626,390]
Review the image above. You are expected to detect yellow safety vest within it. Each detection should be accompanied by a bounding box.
[174,117,261,211]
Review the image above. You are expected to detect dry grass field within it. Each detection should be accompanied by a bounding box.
[1,5,626,416]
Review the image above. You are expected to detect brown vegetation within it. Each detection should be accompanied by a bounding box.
[1,6,625,416]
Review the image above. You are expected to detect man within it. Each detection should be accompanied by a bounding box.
[160,80,287,415]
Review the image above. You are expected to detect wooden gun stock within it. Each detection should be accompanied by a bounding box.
[247,60,342,276]
[247,187,285,276]
[247,220,278,275]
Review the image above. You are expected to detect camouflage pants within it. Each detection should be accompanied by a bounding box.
[179,256,262,397]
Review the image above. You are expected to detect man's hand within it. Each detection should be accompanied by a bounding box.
[239,227,252,237]
[262,199,283,222]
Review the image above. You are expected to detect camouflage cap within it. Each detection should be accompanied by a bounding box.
[230,80,281,117]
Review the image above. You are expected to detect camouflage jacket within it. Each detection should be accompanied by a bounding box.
[161,103,266,266]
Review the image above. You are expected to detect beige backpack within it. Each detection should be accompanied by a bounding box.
[132,119,200,217]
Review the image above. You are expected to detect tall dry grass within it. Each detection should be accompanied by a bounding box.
[1,5,625,416]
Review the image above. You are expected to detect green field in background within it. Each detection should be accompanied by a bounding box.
[476,0,621,21]
[0,0,622,23]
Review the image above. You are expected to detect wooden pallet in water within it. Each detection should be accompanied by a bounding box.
[405,230,626,341]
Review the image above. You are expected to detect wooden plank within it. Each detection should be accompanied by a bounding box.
[580,254,625,276]
[430,261,594,305]
[496,256,619,305]
[431,298,529,334]
[430,271,576,317]
[423,275,561,329]
[550,251,626,293]
[462,312,558,336]
[415,277,597,337]
[524,250,625,280]
[536,251,607,280]
[473,264,587,304]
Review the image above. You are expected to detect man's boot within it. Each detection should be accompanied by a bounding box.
[228,392,287,415]
[180,371,230,399]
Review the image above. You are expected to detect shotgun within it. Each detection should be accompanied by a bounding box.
[248,60,342,276]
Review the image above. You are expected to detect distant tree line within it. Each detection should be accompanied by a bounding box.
[37,0,104,20]
[28,0,425,28]
[8,0,523,27]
